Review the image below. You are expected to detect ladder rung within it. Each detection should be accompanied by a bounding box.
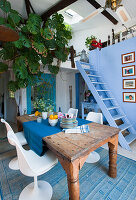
[113,114,125,120]
[91,82,106,84]
[97,90,110,92]
[107,106,119,110]
[125,134,136,144]
[118,123,132,131]
[102,98,114,100]
[84,68,96,71]
[80,61,90,66]
[88,75,101,77]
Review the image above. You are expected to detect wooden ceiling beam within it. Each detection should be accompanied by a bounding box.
[87,0,118,25]
[25,0,31,17]
[41,0,78,21]
[25,0,35,18]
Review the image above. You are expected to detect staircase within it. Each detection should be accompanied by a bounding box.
[76,61,136,151]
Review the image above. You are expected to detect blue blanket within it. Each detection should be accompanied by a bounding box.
[23,118,90,156]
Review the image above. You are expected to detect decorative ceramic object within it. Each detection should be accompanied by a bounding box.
[42,112,47,119]
[48,118,58,126]
[37,117,42,123]
[80,49,89,63]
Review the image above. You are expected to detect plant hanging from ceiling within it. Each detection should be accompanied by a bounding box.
[0,0,72,91]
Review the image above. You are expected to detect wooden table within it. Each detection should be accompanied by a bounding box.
[17,115,120,200]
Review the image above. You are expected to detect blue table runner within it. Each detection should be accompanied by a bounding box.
[23,118,90,156]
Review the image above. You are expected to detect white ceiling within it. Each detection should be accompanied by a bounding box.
[0,0,136,32]
[60,0,136,31]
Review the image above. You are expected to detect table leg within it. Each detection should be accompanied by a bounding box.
[108,135,118,178]
[58,158,80,200]
[67,163,80,200]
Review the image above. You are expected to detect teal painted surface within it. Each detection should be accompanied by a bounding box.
[27,74,56,114]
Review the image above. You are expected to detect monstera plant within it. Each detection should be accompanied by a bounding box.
[0,0,72,91]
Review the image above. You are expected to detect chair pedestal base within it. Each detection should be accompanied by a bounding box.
[9,157,19,170]
[86,151,100,163]
[19,181,52,200]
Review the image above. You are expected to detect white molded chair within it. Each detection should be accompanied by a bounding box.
[68,108,78,118]
[1,118,27,170]
[3,119,58,200]
[86,112,103,163]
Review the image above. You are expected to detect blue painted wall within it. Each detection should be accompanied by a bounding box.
[89,37,136,129]
[27,74,56,114]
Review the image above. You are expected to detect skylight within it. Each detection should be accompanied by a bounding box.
[63,9,83,25]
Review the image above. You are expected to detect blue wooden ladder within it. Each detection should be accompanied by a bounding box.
[76,61,136,151]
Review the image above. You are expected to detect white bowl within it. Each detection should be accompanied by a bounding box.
[48,119,58,126]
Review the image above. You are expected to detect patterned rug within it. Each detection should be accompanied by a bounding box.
[0,147,136,200]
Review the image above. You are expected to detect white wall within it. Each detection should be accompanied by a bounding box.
[56,70,76,113]
[70,19,136,55]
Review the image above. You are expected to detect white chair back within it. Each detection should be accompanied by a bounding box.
[9,129,35,176]
[68,108,78,118]
[86,112,103,124]
[1,119,16,146]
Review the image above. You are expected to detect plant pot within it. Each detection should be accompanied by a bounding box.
[42,112,48,119]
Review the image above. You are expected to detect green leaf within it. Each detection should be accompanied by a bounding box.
[21,25,28,33]
[0,42,16,60]
[8,9,21,26]
[41,53,53,65]
[28,61,40,74]
[0,62,8,72]
[0,0,11,13]
[26,13,42,34]
[13,39,23,48]
[41,28,53,40]
[13,33,31,48]
[32,41,46,54]
[55,50,67,62]
[8,81,19,92]
[13,56,28,79]
[23,48,40,63]
[48,65,59,74]
[0,17,5,25]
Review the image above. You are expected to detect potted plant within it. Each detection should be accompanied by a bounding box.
[85,35,97,50]
[85,35,102,50]
[33,98,55,119]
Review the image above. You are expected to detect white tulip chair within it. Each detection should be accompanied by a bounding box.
[3,118,58,200]
[86,112,103,163]
[68,108,78,118]
[1,118,27,170]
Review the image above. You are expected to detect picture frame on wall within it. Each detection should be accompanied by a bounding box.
[123,92,136,103]
[122,52,135,64]
[123,79,136,89]
[122,65,135,77]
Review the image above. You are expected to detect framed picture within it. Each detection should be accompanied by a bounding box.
[122,65,135,77]
[123,92,136,103]
[123,79,136,89]
[122,52,135,64]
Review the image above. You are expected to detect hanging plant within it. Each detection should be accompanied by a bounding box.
[0,1,72,91]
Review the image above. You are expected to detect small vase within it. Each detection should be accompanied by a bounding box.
[42,112,48,119]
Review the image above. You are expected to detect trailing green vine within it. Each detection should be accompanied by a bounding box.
[0,0,72,91]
